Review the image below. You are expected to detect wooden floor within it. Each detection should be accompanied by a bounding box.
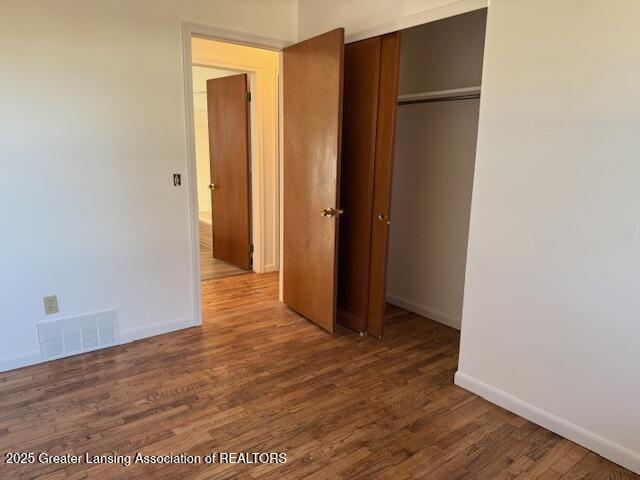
[199,211,214,250]
[199,214,249,281]
[200,243,250,281]
[0,274,636,479]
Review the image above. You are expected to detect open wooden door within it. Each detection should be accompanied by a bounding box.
[207,74,252,271]
[337,32,401,339]
[283,29,345,333]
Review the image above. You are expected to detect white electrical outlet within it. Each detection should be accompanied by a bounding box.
[43,295,59,315]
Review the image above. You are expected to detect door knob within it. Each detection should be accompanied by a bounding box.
[377,213,391,225]
[321,207,344,218]
[208,183,217,190]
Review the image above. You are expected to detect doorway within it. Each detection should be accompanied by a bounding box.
[186,36,281,290]
[385,9,487,332]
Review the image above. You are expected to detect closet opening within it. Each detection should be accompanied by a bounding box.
[386,8,487,333]
[337,8,488,342]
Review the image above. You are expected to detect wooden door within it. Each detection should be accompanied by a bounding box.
[207,74,252,271]
[337,37,382,333]
[337,32,401,339]
[366,33,402,339]
[283,29,345,333]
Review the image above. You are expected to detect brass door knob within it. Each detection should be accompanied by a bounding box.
[208,183,217,190]
[377,213,391,225]
[321,207,344,218]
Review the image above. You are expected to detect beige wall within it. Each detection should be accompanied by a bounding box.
[191,38,280,273]
[386,10,486,330]
[457,0,640,473]
[191,66,237,214]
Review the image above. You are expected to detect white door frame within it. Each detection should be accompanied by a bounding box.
[181,22,291,326]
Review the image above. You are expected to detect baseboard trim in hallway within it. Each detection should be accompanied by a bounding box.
[455,371,640,474]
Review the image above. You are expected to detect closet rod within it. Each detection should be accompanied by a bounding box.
[398,94,480,105]
[397,86,481,105]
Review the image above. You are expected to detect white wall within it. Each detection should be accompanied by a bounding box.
[387,100,479,330]
[387,10,486,330]
[297,0,487,42]
[457,0,640,473]
[192,66,237,214]
[0,0,296,372]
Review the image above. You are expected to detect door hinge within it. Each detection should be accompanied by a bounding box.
[246,91,252,102]
[249,244,254,255]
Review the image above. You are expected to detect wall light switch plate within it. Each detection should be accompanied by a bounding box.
[43,295,59,315]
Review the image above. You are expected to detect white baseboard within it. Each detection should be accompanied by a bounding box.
[263,263,278,273]
[119,317,197,344]
[454,371,640,475]
[386,293,461,330]
[0,351,42,373]
[0,317,198,374]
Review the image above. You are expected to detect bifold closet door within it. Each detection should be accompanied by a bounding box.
[337,32,401,338]
[282,28,345,334]
[337,37,382,333]
[367,33,401,339]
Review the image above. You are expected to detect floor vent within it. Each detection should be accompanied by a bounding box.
[37,311,119,361]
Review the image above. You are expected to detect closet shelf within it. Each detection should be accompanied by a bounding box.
[398,86,481,105]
